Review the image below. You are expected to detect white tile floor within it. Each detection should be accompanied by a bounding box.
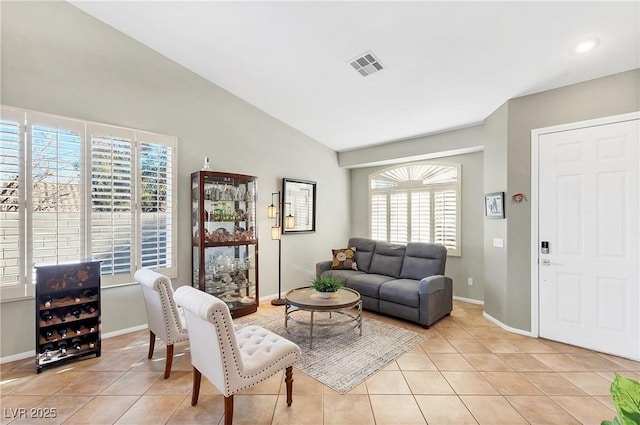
[2,300,638,424]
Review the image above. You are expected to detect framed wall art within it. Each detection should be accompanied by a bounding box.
[485,191,505,219]
[282,178,316,233]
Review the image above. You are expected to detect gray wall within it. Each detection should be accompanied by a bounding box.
[350,132,485,301]
[339,125,483,169]
[482,102,509,322]
[0,1,350,358]
[483,69,640,332]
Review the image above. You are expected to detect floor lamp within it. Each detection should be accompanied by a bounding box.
[268,191,295,306]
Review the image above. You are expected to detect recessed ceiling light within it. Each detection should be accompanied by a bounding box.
[574,38,599,54]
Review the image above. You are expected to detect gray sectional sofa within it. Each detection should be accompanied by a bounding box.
[316,237,453,328]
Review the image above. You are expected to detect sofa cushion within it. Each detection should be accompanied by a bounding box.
[344,273,394,299]
[320,269,363,283]
[348,237,376,273]
[368,242,406,278]
[331,247,358,270]
[379,279,420,308]
[400,243,447,280]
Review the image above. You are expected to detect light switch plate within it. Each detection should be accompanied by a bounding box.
[493,238,504,248]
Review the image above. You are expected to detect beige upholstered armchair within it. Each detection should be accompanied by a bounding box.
[174,286,301,425]
[135,269,189,379]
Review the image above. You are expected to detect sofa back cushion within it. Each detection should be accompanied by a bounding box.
[400,243,447,280]
[369,242,406,278]
[348,237,377,273]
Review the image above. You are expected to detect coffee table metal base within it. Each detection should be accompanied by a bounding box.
[284,287,362,349]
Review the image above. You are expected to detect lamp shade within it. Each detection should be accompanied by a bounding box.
[271,225,281,240]
[267,204,277,219]
[284,214,295,229]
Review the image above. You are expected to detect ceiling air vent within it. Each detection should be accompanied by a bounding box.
[349,51,384,77]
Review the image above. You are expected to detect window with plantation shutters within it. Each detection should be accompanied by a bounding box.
[89,125,134,282]
[138,136,173,270]
[0,106,177,300]
[369,162,461,256]
[0,108,24,297]
[30,115,85,268]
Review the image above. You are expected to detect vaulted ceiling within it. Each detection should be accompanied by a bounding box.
[71,1,639,152]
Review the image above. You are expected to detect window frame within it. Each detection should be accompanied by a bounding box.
[0,106,178,301]
[368,162,461,256]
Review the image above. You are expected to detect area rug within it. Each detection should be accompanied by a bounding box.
[235,309,426,394]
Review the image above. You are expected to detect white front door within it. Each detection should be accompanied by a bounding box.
[538,118,639,359]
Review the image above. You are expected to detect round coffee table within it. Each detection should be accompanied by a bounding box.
[284,286,362,348]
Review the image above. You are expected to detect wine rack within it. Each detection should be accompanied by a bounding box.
[35,260,101,373]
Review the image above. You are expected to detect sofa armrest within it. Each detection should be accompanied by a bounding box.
[316,260,333,277]
[418,275,452,295]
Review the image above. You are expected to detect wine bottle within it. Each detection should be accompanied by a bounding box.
[88,340,95,349]
[56,309,68,322]
[58,327,67,339]
[41,343,54,360]
[71,337,82,352]
[72,292,81,303]
[71,308,81,319]
[41,310,53,323]
[43,296,53,308]
[42,329,53,340]
[84,304,96,314]
[89,325,96,333]
[81,289,95,298]
[73,325,82,335]
[57,341,68,356]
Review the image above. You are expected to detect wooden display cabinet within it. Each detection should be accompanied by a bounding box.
[35,260,101,373]
[191,171,258,318]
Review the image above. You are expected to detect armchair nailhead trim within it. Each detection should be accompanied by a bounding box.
[210,308,297,394]
[155,283,188,344]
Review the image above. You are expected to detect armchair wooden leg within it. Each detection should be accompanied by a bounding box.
[163,344,174,379]
[285,366,294,406]
[148,330,156,359]
[224,395,234,425]
[191,367,202,406]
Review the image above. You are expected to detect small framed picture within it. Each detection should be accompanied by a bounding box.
[485,192,505,219]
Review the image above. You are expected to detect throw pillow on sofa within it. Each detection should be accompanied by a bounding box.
[332,247,358,270]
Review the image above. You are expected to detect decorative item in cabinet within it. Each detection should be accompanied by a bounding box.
[35,260,101,373]
[191,171,258,318]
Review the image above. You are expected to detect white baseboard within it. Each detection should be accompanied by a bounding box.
[101,324,148,339]
[482,311,534,337]
[259,293,280,302]
[0,350,35,364]
[1,324,149,364]
[453,295,484,305]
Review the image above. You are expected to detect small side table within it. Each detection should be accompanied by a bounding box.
[284,286,362,348]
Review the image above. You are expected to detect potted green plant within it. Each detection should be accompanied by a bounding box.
[311,276,342,298]
[602,373,640,425]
